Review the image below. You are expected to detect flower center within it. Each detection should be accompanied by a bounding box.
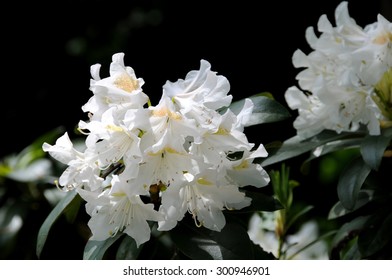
[114,73,139,93]
[108,193,134,236]
[152,107,182,120]
[373,32,392,45]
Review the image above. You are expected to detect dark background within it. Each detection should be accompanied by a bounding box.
[2,0,390,158]
[1,0,391,259]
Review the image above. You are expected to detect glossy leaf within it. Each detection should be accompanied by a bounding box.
[63,193,83,223]
[337,157,371,210]
[36,190,78,258]
[115,235,143,260]
[306,138,361,163]
[328,190,373,219]
[84,233,123,260]
[260,130,363,167]
[360,127,392,170]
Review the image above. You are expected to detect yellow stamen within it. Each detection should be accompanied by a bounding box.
[233,160,249,170]
[214,127,229,135]
[152,107,182,120]
[147,147,182,157]
[197,177,213,186]
[114,73,139,93]
[193,216,203,228]
[373,32,392,45]
[105,124,124,132]
[111,192,127,197]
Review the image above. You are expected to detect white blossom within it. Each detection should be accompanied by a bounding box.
[83,53,148,121]
[285,1,392,138]
[43,55,270,246]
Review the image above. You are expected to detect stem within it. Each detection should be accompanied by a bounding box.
[276,209,287,259]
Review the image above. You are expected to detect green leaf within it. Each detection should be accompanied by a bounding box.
[171,217,271,259]
[36,190,78,258]
[341,240,362,260]
[224,94,291,126]
[337,157,371,210]
[360,128,392,170]
[328,190,373,219]
[306,138,362,163]
[330,215,369,259]
[84,233,123,260]
[260,130,363,167]
[63,193,82,223]
[237,189,283,213]
[269,163,296,210]
[358,212,392,257]
[115,235,144,260]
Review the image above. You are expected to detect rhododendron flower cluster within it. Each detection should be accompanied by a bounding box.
[43,53,270,246]
[285,1,392,139]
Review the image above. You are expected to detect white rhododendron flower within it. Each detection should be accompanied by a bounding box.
[78,188,162,247]
[83,53,148,121]
[42,132,103,191]
[285,1,392,139]
[43,53,270,246]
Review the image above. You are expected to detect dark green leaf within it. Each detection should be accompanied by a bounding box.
[328,190,373,219]
[341,240,361,260]
[306,138,362,163]
[337,157,371,210]
[171,217,263,259]
[330,215,369,259]
[224,94,291,126]
[358,212,392,257]
[260,130,364,167]
[360,128,392,170]
[84,233,123,260]
[63,193,82,223]
[115,235,143,260]
[36,190,78,258]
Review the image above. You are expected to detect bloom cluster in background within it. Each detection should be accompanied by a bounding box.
[248,212,328,260]
[285,1,392,139]
[42,53,270,246]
